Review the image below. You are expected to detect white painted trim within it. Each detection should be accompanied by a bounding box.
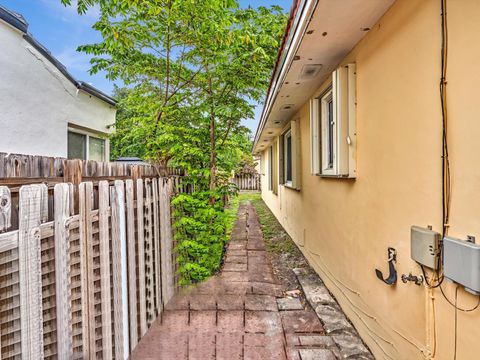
[68,126,108,161]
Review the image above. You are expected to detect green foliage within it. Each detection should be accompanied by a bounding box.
[172,186,238,284]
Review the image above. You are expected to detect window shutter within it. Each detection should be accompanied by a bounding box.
[279,134,284,184]
[291,119,302,190]
[272,141,278,194]
[347,63,357,178]
[310,99,320,175]
[334,66,349,176]
[268,146,273,190]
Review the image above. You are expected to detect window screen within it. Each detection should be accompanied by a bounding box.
[89,137,105,162]
[68,131,86,160]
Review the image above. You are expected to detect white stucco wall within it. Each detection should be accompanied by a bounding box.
[0,21,116,158]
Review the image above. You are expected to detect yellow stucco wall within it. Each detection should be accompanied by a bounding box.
[260,0,480,359]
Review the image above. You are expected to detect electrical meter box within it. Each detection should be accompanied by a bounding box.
[411,226,440,269]
[444,237,480,294]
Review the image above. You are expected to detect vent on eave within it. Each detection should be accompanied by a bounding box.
[299,64,323,80]
[280,104,294,111]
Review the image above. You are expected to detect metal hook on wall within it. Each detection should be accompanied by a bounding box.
[375,247,397,285]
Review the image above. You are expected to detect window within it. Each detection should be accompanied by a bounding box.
[310,63,356,177]
[68,129,107,161]
[279,120,301,190]
[321,89,335,172]
[268,142,278,194]
[284,130,292,185]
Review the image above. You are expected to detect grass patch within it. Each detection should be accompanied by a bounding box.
[237,192,296,255]
[225,193,241,238]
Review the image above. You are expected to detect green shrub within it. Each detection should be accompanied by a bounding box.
[172,185,238,285]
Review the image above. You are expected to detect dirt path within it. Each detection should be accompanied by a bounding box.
[131,202,338,360]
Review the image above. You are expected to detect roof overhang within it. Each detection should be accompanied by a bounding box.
[253,0,395,153]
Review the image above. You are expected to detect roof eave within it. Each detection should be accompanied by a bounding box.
[253,0,316,153]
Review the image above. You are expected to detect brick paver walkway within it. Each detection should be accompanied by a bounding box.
[131,203,337,360]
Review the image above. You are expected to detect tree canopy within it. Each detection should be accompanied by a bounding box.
[62,0,287,283]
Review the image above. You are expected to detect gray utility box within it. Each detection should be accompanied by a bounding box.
[411,226,441,269]
[444,237,480,295]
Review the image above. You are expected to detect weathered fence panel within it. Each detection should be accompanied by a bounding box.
[231,173,261,191]
[0,155,182,359]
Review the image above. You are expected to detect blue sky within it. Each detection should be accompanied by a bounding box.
[1,0,292,132]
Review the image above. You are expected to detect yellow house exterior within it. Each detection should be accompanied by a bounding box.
[254,0,480,359]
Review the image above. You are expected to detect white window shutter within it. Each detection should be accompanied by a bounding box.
[347,63,357,178]
[291,119,302,190]
[310,99,320,175]
[334,66,349,176]
[278,134,285,185]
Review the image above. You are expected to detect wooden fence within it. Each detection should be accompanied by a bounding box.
[0,154,183,359]
[231,173,261,191]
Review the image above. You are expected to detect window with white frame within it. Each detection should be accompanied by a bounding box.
[284,129,293,185]
[310,63,356,177]
[279,120,301,189]
[68,128,107,161]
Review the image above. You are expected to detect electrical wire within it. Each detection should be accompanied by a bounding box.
[454,287,458,360]
[439,284,480,313]
[421,264,444,289]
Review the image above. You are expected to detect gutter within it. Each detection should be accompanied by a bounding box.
[253,0,317,152]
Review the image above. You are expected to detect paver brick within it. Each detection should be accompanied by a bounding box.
[250,281,284,296]
[223,262,248,272]
[245,311,282,334]
[188,333,216,360]
[229,241,247,250]
[277,297,304,311]
[217,310,244,332]
[298,349,336,360]
[244,346,287,360]
[189,294,217,310]
[221,271,249,282]
[298,335,336,347]
[216,333,243,360]
[189,310,217,331]
[332,333,372,359]
[281,311,324,334]
[161,310,189,330]
[217,294,245,310]
[315,304,353,333]
[225,255,248,264]
[245,294,277,311]
[228,249,247,256]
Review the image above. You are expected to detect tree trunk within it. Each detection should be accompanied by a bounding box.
[209,113,216,192]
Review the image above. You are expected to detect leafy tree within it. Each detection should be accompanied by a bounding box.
[62,0,287,282]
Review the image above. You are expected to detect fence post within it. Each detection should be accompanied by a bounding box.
[54,184,73,359]
[144,179,155,325]
[0,186,11,232]
[78,183,91,358]
[152,178,162,313]
[126,180,138,348]
[98,181,113,359]
[160,179,174,304]
[136,179,148,336]
[63,159,83,185]
[18,184,45,359]
[111,180,129,359]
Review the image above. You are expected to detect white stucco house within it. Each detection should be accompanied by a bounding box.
[0,5,116,161]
